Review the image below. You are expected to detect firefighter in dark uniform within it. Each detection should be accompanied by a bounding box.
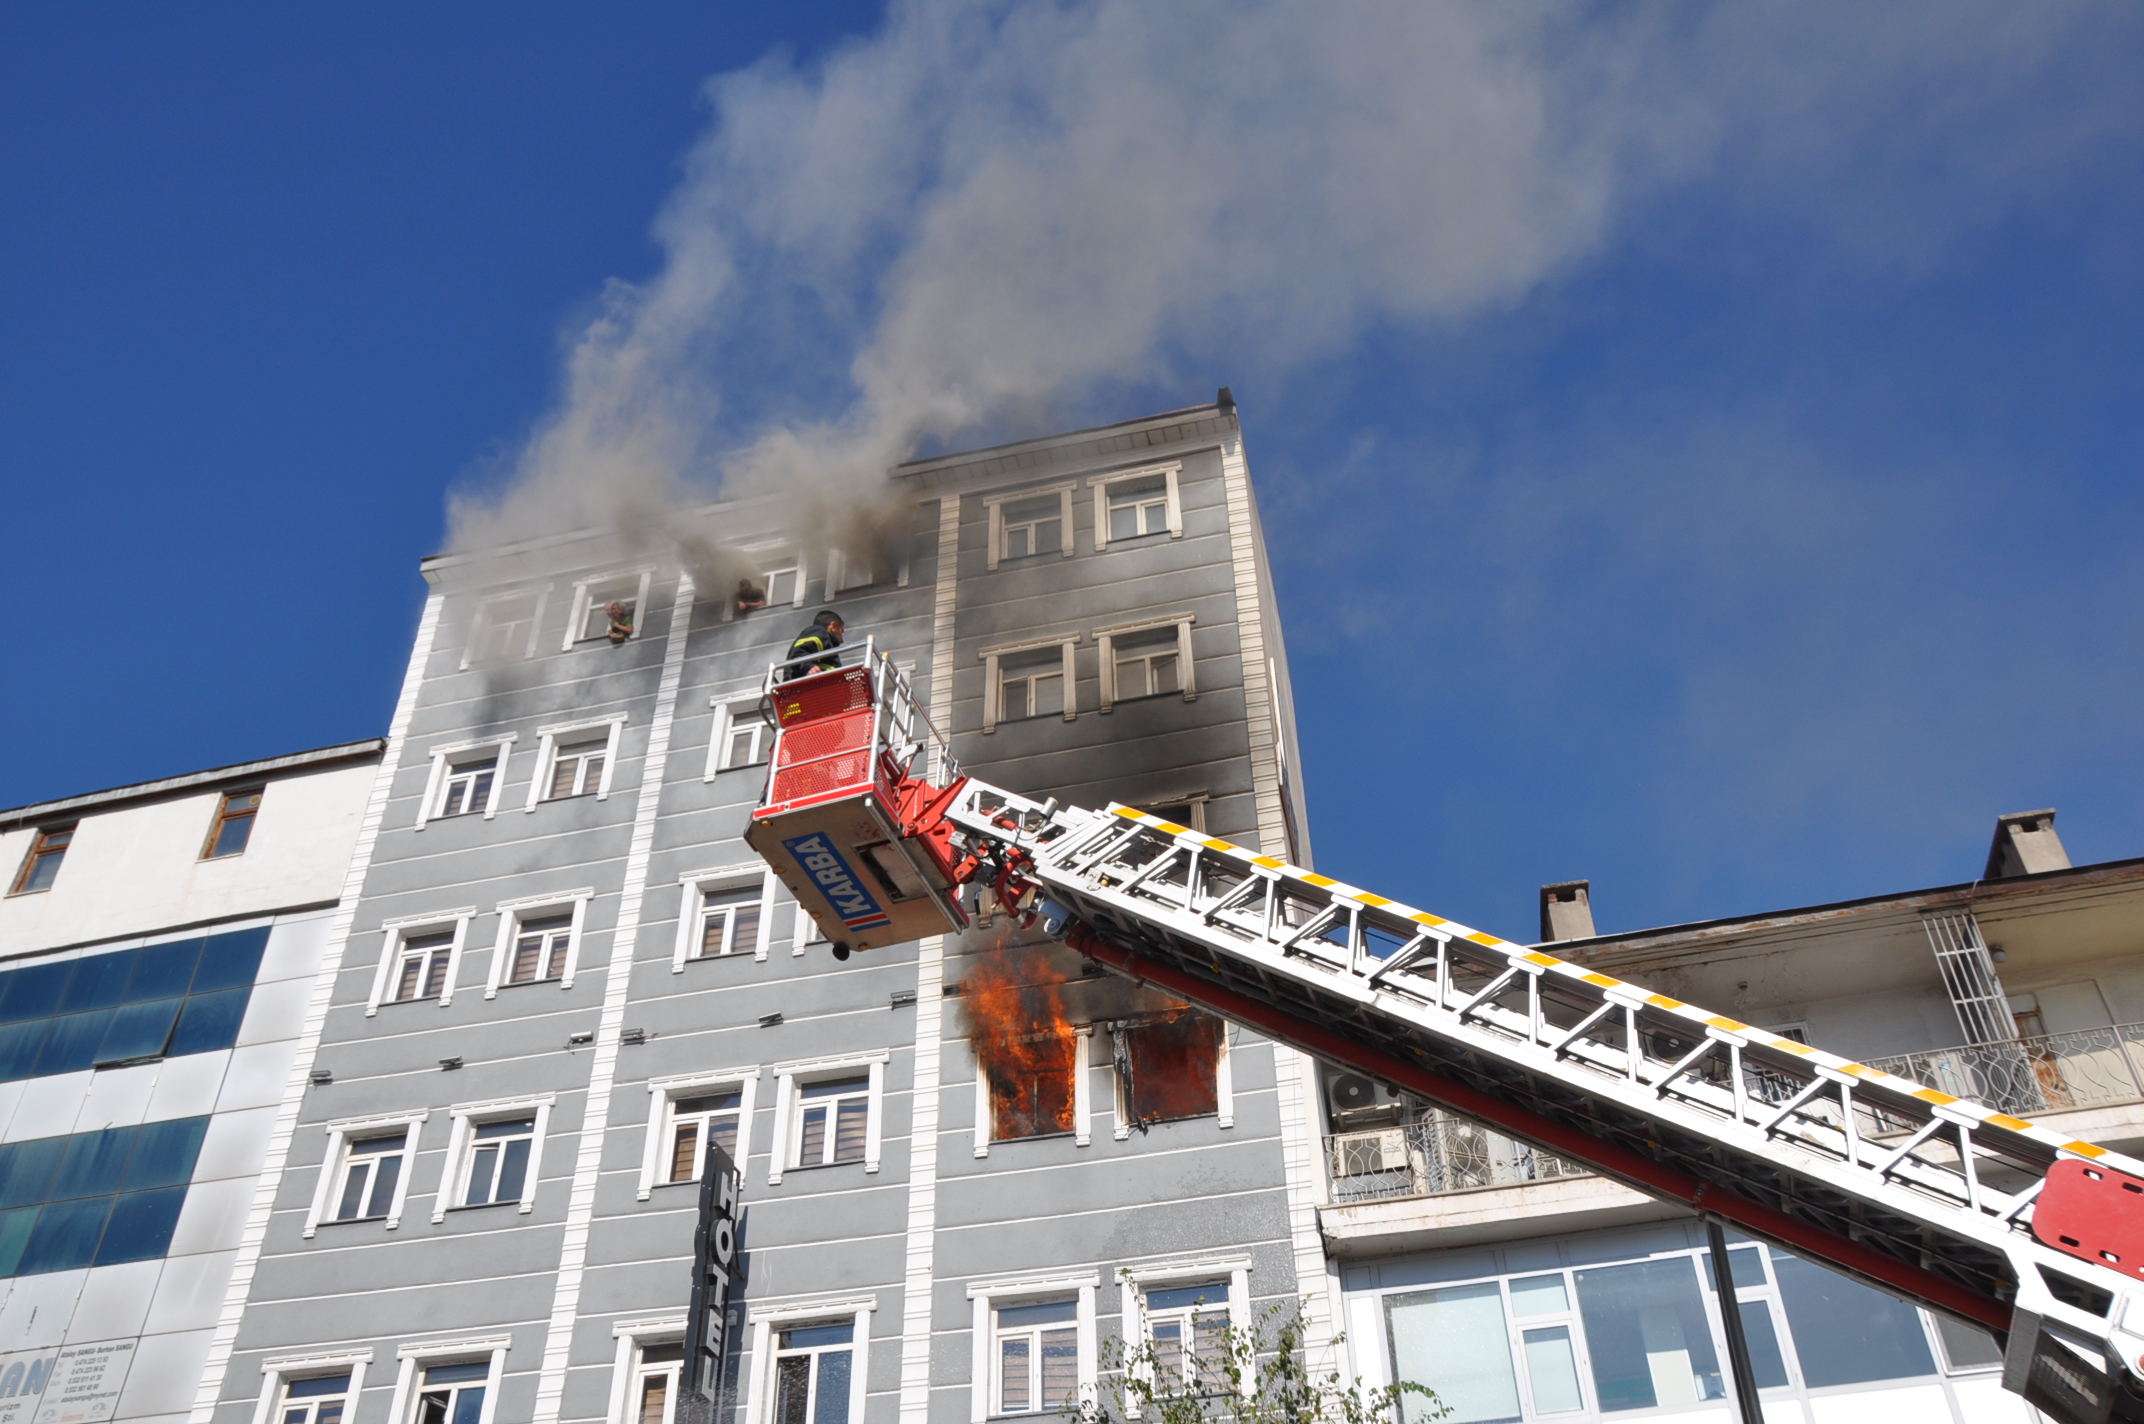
[781,610,845,681]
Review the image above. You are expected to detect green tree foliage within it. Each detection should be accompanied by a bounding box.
[1068,1304,1443,1424]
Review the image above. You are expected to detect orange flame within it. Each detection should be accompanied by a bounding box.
[1123,1008,1220,1123]
[963,946,1078,1139]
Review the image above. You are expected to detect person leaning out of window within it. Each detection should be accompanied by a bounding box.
[605,601,634,645]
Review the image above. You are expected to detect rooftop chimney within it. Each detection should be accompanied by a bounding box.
[1216,386,1235,415]
[1539,880,1596,943]
[1984,809,2071,880]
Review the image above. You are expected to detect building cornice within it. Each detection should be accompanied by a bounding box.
[1,739,385,830]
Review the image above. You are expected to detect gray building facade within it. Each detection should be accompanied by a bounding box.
[193,402,1332,1424]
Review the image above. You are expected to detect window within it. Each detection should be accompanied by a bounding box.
[999,495,1062,561]
[412,1361,490,1424]
[994,1300,1078,1414]
[984,486,1077,570]
[567,573,650,647]
[334,1132,407,1222]
[795,1078,869,1168]
[1096,616,1196,713]
[1149,798,1208,834]
[0,927,267,1082]
[550,739,607,798]
[463,590,543,666]
[667,1091,743,1185]
[966,1277,1095,1423]
[1111,631,1180,701]
[506,914,573,985]
[277,1372,354,1424]
[458,1117,536,1207]
[203,789,262,858]
[0,1116,206,1278]
[1145,1285,1228,1387]
[631,1342,683,1424]
[392,933,455,1003]
[440,760,496,818]
[10,825,72,895]
[434,1097,552,1222]
[768,1055,886,1183]
[829,548,890,593]
[773,1322,854,1424]
[638,1071,759,1199]
[673,868,774,969]
[1386,1281,1522,1424]
[527,718,624,808]
[707,698,770,777]
[1114,1014,1221,1128]
[1089,464,1182,551]
[999,653,1064,723]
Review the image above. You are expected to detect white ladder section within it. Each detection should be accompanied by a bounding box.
[940,787,2144,1424]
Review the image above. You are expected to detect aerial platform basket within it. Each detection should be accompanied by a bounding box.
[743,637,971,955]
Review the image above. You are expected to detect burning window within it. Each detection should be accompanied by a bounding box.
[965,951,1079,1142]
[1116,1012,1221,1126]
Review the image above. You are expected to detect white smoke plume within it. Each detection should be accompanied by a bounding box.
[445,0,2138,557]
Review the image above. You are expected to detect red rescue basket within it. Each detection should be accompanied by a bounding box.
[743,637,971,955]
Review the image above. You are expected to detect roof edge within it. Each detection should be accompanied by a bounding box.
[1,738,387,829]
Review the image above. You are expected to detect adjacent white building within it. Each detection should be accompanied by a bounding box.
[0,740,382,1424]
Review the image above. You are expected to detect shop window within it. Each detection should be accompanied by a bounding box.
[773,1322,854,1424]
[277,1372,354,1424]
[1698,1246,1790,1389]
[204,789,262,858]
[10,825,72,896]
[994,1300,1078,1414]
[1572,1257,1727,1410]
[1766,1247,1936,1387]
[1385,1281,1519,1424]
[333,1131,407,1223]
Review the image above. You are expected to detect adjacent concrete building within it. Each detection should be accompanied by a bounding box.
[0,740,383,1424]
[191,400,1330,1424]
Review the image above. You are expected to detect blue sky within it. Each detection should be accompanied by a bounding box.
[4,5,2140,943]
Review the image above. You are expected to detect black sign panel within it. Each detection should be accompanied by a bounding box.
[682,1139,742,1405]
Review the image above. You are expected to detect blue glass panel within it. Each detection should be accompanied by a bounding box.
[169,988,250,1056]
[190,928,270,993]
[0,1137,63,1208]
[52,1127,136,1201]
[94,999,181,1066]
[124,1117,208,1191]
[0,1206,35,1276]
[0,1021,50,1082]
[15,1196,111,1275]
[60,950,138,1012]
[127,939,204,1002]
[449,1387,486,1424]
[0,963,72,1024]
[288,1375,352,1398]
[424,1364,491,1385]
[33,1011,114,1076]
[94,1186,187,1265]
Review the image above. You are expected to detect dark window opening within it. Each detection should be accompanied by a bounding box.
[11,825,73,896]
[1119,1013,1220,1125]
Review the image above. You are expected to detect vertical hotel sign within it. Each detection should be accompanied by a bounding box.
[682,1139,742,1406]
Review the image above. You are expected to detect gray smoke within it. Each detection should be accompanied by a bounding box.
[445,0,2137,558]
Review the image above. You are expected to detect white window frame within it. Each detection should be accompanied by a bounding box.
[974,1025,1092,1158]
[366,910,477,1015]
[251,1350,375,1424]
[966,1274,1099,1423]
[766,1052,889,1184]
[638,1067,761,1199]
[741,1297,877,1424]
[1110,1017,1230,1141]
[416,736,517,830]
[388,1338,511,1424]
[526,714,628,810]
[484,889,595,997]
[563,568,655,650]
[1096,614,1197,713]
[725,540,808,618]
[460,586,550,670]
[793,901,826,955]
[433,1094,554,1222]
[1089,462,1183,551]
[828,546,909,594]
[673,865,777,969]
[983,483,1078,571]
[706,695,772,779]
[1118,1257,1253,1400]
[608,1319,688,1424]
[303,1110,428,1237]
[980,633,1080,733]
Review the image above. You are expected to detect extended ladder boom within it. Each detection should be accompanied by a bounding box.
[742,647,2144,1424]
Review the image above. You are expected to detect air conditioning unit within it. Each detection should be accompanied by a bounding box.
[1332,1128,1411,1177]
[1327,1071,1406,1127]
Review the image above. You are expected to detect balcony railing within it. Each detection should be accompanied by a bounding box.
[1326,1114,1588,1205]
[1863,1021,2144,1119]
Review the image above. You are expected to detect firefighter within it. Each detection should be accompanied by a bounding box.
[781,610,845,681]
